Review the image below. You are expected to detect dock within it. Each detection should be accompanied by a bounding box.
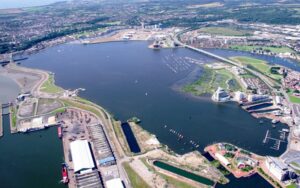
[262,130,286,150]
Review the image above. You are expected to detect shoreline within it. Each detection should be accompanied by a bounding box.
[1,40,297,187]
[3,62,226,187]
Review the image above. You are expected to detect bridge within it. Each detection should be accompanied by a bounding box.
[172,33,279,90]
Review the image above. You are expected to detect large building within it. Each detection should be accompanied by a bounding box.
[212,87,231,102]
[70,140,95,173]
[87,124,116,166]
[106,178,124,188]
[265,157,288,181]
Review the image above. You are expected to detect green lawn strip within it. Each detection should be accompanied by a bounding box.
[40,74,63,93]
[229,45,295,53]
[286,183,297,188]
[199,27,251,36]
[257,168,283,188]
[59,99,103,118]
[123,162,150,188]
[50,107,66,115]
[290,162,300,168]
[183,67,241,95]
[231,56,282,81]
[287,90,300,104]
[10,106,17,128]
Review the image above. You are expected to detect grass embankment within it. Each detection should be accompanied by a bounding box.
[183,66,242,95]
[199,27,252,36]
[286,183,297,188]
[287,89,300,104]
[229,45,295,54]
[10,106,17,128]
[140,158,196,188]
[123,162,150,188]
[60,99,103,118]
[231,56,282,81]
[40,74,63,93]
[257,168,283,188]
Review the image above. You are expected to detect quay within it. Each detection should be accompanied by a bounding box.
[57,107,125,188]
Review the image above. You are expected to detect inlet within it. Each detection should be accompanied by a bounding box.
[153,160,215,186]
[121,122,141,153]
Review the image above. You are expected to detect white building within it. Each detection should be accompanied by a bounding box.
[215,153,230,166]
[212,87,231,102]
[70,140,95,173]
[106,178,124,188]
[247,94,269,103]
[275,96,282,106]
[234,91,246,102]
[265,157,288,181]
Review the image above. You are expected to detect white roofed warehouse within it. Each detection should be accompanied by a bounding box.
[70,140,95,173]
[106,178,124,188]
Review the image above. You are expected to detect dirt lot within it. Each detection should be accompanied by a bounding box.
[37,98,63,115]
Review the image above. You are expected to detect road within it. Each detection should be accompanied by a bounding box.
[172,32,280,92]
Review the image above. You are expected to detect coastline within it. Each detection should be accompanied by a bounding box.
[1,39,298,187]
[2,62,224,187]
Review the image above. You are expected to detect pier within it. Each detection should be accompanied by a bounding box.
[262,130,286,150]
[173,33,279,90]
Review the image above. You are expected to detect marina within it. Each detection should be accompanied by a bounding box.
[1,41,295,187]
[263,129,288,151]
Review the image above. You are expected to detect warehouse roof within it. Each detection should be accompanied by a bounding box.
[70,140,95,173]
[106,178,124,188]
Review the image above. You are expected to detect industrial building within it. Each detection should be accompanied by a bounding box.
[106,178,124,188]
[87,124,116,166]
[70,140,95,173]
[247,94,269,103]
[75,170,103,188]
[212,87,230,102]
[215,153,230,166]
[265,157,290,181]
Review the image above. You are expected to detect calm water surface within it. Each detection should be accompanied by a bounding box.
[5,41,298,187]
[0,115,64,188]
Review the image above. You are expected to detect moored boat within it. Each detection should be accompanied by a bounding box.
[61,163,69,184]
[58,126,62,138]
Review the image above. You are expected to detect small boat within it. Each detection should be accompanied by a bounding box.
[58,126,62,138]
[272,119,279,124]
[61,163,69,184]
[259,120,264,124]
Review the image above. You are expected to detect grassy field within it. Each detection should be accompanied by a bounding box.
[287,90,300,104]
[183,66,242,95]
[229,45,295,53]
[123,162,150,188]
[60,99,103,118]
[286,183,297,188]
[10,106,17,128]
[199,27,252,36]
[231,56,282,81]
[40,74,63,93]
